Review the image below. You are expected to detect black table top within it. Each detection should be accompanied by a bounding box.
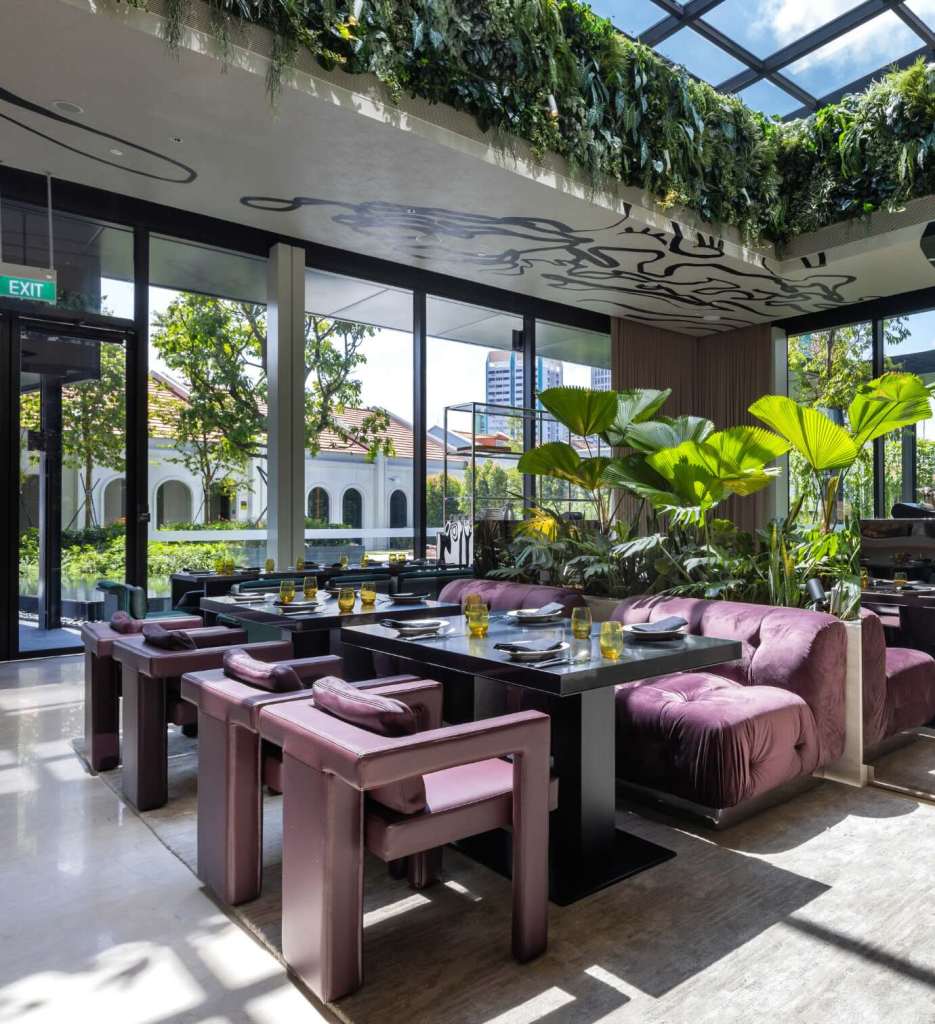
[200,594,462,632]
[342,617,742,697]
[861,586,935,606]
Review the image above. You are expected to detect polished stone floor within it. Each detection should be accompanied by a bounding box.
[0,655,325,1024]
[2,655,934,1024]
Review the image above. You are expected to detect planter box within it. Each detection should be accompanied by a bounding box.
[583,595,620,622]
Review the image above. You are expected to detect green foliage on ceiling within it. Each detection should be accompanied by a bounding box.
[154,0,935,245]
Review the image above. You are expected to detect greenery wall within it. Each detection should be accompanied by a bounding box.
[147,0,935,244]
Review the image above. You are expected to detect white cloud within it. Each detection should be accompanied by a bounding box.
[753,0,935,76]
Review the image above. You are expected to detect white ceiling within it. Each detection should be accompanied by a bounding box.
[1,0,933,339]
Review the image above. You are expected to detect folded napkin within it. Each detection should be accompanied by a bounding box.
[630,616,687,634]
[516,602,564,616]
[141,622,197,650]
[494,639,564,654]
[109,611,144,634]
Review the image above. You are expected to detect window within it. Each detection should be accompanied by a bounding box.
[390,489,408,528]
[148,236,268,602]
[304,268,414,559]
[787,322,873,522]
[102,478,125,526]
[535,321,612,519]
[884,310,935,511]
[343,488,363,529]
[308,486,330,523]
[0,200,133,318]
[426,297,524,555]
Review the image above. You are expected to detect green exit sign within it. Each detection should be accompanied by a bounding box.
[0,262,57,304]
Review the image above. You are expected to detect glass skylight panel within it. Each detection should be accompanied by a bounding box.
[702,0,783,58]
[784,10,921,100]
[587,0,664,37]
[655,26,747,83]
[735,78,802,118]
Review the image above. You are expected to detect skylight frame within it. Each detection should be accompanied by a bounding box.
[597,0,935,119]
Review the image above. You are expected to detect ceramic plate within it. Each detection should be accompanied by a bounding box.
[505,641,569,662]
[505,609,563,624]
[622,624,684,642]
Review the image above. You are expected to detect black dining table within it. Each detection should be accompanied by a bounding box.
[861,584,935,607]
[341,616,742,905]
[199,593,462,665]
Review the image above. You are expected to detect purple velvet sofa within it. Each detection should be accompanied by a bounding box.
[862,609,935,757]
[438,579,586,614]
[611,596,848,826]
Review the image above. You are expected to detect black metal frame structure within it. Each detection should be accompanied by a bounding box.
[0,165,610,659]
[622,0,935,118]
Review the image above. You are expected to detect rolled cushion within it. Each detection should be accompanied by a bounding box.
[883,647,935,740]
[222,648,303,694]
[312,676,425,814]
[142,622,196,651]
[615,672,820,809]
[110,610,144,635]
[438,579,586,614]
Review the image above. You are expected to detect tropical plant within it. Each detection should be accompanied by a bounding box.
[152,4,935,244]
[749,372,935,534]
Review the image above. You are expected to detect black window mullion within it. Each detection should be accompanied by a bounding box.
[413,291,427,559]
[127,227,149,590]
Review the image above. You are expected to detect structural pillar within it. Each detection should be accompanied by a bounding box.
[38,376,63,630]
[267,244,306,570]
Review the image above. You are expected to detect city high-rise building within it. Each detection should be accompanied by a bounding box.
[484,351,563,442]
[591,366,612,391]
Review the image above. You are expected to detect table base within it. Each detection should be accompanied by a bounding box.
[454,825,675,907]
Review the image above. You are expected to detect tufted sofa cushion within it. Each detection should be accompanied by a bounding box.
[438,579,586,614]
[882,647,935,740]
[613,596,847,766]
[615,672,821,808]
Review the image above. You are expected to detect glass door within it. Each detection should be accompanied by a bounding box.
[11,316,129,658]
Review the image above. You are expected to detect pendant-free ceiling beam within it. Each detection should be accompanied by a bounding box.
[640,0,728,48]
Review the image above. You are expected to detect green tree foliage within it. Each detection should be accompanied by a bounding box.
[151,294,394,521]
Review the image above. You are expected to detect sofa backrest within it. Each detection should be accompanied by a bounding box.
[613,596,847,764]
[860,609,892,751]
[438,579,586,614]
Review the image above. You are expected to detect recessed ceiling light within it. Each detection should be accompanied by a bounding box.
[170,136,184,144]
[109,148,124,157]
[703,314,721,321]
[53,100,84,115]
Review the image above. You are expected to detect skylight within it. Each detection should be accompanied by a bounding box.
[588,0,935,119]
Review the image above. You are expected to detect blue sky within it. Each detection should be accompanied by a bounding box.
[589,0,935,116]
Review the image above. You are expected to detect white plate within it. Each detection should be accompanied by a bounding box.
[622,623,684,642]
[505,609,563,624]
[504,641,569,662]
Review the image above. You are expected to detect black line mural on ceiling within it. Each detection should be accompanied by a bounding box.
[0,85,197,184]
[240,194,862,332]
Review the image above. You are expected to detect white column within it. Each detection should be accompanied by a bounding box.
[266,243,306,569]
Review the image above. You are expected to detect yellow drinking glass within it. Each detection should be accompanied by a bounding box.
[264,558,275,573]
[214,557,225,574]
[360,552,369,568]
[295,556,305,571]
[279,580,296,605]
[225,557,236,575]
[893,570,908,590]
[599,621,624,660]
[467,603,490,638]
[360,582,377,608]
[340,554,349,570]
[303,576,318,600]
[338,587,356,613]
[571,606,592,640]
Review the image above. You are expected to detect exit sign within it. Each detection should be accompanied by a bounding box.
[0,262,57,304]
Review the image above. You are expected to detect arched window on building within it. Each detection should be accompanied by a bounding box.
[308,486,330,523]
[103,478,126,526]
[155,480,193,527]
[342,488,363,529]
[389,489,407,529]
[207,483,233,523]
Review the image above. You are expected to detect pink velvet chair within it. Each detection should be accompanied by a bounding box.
[111,635,293,810]
[81,614,205,771]
[258,685,552,1002]
[180,651,439,906]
